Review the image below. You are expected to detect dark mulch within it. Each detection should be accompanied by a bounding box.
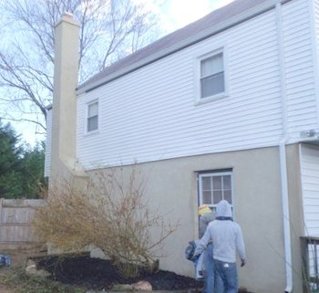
[33,254,202,291]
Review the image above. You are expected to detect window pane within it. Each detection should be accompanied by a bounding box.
[223,175,231,189]
[224,190,232,204]
[201,53,223,77]
[213,176,222,190]
[201,72,225,98]
[213,190,222,204]
[202,191,212,204]
[88,102,98,117]
[87,116,98,132]
[199,172,232,209]
[202,177,211,191]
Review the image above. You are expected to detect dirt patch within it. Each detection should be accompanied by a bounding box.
[33,254,201,291]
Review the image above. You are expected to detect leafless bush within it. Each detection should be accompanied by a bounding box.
[33,166,177,277]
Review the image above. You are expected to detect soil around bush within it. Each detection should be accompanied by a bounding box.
[33,254,202,291]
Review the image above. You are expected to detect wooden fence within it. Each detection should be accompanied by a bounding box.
[0,199,46,244]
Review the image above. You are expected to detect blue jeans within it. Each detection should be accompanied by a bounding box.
[203,243,214,293]
[215,259,238,293]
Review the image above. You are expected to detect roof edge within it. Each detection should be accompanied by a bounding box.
[77,0,292,94]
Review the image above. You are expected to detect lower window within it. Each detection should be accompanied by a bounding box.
[198,170,233,208]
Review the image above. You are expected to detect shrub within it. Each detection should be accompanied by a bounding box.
[33,166,177,277]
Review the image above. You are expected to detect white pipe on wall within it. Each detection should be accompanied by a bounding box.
[275,2,293,292]
[279,141,293,293]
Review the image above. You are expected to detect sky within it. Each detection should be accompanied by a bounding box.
[11,0,234,147]
[154,0,234,33]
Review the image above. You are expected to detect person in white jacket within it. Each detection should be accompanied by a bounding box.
[194,200,246,293]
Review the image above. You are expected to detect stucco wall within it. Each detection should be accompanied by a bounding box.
[87,145,304,293]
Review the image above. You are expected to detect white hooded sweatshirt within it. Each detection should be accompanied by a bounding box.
[195,200,246,263]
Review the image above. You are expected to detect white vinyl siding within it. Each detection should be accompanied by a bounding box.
[283,0,318,138]
[44,109,52,177]
[76,0,317,169]
[315,0,319,62]
[300,144,319,236]
[313,0,319,130]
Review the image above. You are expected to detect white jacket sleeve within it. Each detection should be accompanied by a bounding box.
[194,224,212,256]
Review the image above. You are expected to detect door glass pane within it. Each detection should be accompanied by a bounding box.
[213,176,222,190]
[224,190,232,204]
[223,175,231,189]
[203,191,212,204]
[213,190,222,204]
[202,177,211,191]
[199,172,232,208]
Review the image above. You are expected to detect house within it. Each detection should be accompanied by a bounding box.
[45,0,319,292]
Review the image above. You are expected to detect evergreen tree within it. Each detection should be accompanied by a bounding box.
[0,120,46,198]
[20,143,46,198]
[0,121,24,198]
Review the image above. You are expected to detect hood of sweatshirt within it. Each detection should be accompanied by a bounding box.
[216,200,232,218]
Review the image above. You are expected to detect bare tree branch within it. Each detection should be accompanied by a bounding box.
[0,53,48,122]
[0,0,158,134]
[1,116,46,131]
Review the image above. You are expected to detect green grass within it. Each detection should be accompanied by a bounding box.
[0,266,85,293]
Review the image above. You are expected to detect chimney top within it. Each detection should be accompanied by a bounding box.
[63,11,74,18]
[56,11,80,28]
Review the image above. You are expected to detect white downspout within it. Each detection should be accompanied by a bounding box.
[275,2,293,292]
[279,141,293,293]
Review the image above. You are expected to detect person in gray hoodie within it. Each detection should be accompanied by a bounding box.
[194,200,246,293]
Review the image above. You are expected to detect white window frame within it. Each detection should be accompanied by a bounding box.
[86,100,99,134]
[195,47,228,105]
[198,170,233,210]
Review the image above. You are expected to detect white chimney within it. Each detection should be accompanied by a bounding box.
[50,13,80,182]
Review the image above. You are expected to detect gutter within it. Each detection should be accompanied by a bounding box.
[77,0,293,94]
[275,2,293,292]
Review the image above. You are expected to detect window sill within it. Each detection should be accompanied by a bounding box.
[195,93,228,106]
[83,129,100,137]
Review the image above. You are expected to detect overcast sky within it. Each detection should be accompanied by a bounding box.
[15,0,234,146]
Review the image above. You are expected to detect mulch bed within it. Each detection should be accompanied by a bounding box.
[33,254,202,291]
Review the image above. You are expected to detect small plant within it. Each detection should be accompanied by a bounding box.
[33,166,177,277]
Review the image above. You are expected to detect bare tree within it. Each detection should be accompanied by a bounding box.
[0,0,158,133]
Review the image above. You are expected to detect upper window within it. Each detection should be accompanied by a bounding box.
[87,101,98,132]
[199,51,225,100]
[198,171,232,208]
